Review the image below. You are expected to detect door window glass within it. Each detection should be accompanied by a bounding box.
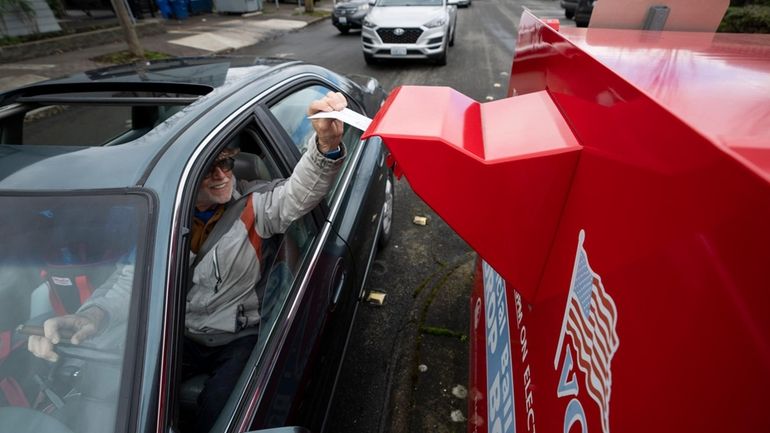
[256,216,318,353]
[269,85,330,154]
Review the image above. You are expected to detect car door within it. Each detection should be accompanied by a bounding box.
[168,104,342,433]
[238,105,343,432]
[260,81,387,429]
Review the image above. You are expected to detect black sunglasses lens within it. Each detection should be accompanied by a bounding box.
[206,158,235,178]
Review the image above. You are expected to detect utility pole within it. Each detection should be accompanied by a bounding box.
[111,0,145,59]
[304,0,314,13]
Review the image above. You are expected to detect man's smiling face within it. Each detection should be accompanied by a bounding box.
[196,149,238,210]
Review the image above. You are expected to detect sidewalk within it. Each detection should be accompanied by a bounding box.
[0,2,331,92]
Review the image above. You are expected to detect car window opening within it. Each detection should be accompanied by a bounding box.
[0,90,204,147]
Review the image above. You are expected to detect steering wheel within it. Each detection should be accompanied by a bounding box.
[55,342,123,364]
[17,323,123,364]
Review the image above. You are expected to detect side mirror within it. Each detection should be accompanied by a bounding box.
[368,0,376,5]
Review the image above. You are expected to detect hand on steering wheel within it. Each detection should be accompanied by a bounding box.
[25,307,105,362]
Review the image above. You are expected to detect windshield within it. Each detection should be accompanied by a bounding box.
[0,193,148,433]
[377,0,443,6]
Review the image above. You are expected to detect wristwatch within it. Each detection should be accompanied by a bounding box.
[316,136,343,160]
[323,147,343,160]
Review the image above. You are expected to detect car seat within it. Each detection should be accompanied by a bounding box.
[231,127,274,183]
[233,152,271,183]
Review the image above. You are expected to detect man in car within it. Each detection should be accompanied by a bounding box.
[27,91,349,433]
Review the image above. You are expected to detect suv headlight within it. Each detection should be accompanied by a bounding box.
[357,3,369,11]
[363,17,376,27]
[424,16,447,28]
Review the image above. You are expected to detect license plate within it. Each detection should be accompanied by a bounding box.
[390,47,407,56]
[339,16,347,24]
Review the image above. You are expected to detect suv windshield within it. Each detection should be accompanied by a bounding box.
[0,193,148,433]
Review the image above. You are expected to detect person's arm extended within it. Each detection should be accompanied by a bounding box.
[253,92,348,237]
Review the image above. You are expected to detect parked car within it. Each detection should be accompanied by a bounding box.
[574,0,594,27]
[332,0,370,34]
[0,57,393,433]
[560,0,577,18]
[456,0,470,8]
[561,0,593,26]
[361,0,458,66]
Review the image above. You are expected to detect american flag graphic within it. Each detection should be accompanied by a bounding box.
[555,230,619,433]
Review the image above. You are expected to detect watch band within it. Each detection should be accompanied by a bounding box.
[324,147,343,160]
[316,136,343,160]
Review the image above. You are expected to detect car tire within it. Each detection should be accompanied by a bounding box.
[565,9,574,19]
[449,28,455,46]
[434,40,448,66]
[377,170,394,251]
[364,52,376,65]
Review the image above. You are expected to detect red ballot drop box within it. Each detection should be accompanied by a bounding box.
[363,10,770,433]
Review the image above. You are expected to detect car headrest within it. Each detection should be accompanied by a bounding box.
[233,152,270,182]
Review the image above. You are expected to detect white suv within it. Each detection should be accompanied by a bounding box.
[362,0,458,66]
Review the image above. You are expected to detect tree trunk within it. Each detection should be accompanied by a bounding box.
[111,0,145,59]
[304,0,314,13]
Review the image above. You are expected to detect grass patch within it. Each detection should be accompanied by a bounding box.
[420,325,467,342]
[0,35,24,46]
[0,31,73,47]
[91,50,172,64]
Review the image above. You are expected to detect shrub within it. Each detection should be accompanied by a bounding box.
[719,4,770,33]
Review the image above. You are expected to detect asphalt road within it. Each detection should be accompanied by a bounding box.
[234,1,569,431]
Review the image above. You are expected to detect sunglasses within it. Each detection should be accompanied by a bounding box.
[204,157,235,178]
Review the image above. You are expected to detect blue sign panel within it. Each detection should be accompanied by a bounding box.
[482,261,516,433]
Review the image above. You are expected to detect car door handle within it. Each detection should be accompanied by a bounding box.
[330,258,346,309]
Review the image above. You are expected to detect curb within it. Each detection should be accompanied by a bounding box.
[305,13,331,26]
[200,14,329,56]
[0,20,166,63]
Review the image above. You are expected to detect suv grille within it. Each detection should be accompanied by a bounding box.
[377,28,422,44]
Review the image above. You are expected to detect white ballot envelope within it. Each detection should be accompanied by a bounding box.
[308,108,373,132]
